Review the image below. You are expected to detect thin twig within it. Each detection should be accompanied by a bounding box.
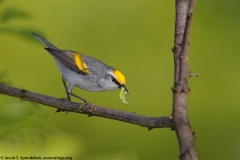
[0,82,173,129]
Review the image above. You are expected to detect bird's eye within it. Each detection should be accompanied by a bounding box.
[110,76,122,88]
[111,76,116,83]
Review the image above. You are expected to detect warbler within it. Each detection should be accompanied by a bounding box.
[32,32,129,103]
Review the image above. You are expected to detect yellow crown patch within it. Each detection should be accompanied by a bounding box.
[114,70,126,85]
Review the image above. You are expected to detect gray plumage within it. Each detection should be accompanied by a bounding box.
[32,32,59,50]
[32,32,126,96]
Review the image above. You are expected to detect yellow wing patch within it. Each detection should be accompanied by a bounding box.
[114,70,126,85]
[74,54,89,74]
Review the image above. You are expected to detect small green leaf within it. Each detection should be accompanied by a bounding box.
[0,7,30,23]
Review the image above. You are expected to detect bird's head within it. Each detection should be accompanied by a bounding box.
[110,69,128,94]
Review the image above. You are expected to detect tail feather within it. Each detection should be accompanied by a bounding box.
[32,32,59,50]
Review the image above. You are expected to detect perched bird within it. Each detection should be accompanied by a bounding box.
[32,32,129,103]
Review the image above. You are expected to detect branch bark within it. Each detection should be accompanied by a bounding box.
[0,1,198,158]
[0,82,172,130]
[172,0,198,160]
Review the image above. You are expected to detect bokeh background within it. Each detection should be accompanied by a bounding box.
[0,0,240,159]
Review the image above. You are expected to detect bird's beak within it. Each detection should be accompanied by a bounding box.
[123,85,129,94]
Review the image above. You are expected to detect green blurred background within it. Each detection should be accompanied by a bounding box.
[0,0,240,159]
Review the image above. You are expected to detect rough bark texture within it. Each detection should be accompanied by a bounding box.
[0,0,198,159]
[0,83,172,129]
[172,0,198,159]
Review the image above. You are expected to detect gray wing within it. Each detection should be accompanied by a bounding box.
[45,48,87,76]
[32,32,89,75]
[32,32,59,50]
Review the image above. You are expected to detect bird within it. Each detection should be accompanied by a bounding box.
[32,32,128,103]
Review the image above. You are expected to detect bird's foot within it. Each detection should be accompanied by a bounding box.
[55,108,69,114]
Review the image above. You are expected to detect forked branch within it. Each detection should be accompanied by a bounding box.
[0,0,198,159]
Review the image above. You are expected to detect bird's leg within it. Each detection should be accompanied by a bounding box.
[56,76,71,113]
[68,92,87,103]
[62,76,71,101]
[61,76,88,102]
[58,76,89,114]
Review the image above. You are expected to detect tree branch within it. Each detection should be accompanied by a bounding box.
[172,0,198,160]
[0,82,173,130]
[0,1,199,158]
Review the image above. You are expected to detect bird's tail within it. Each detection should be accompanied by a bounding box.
[32,32,59,50]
